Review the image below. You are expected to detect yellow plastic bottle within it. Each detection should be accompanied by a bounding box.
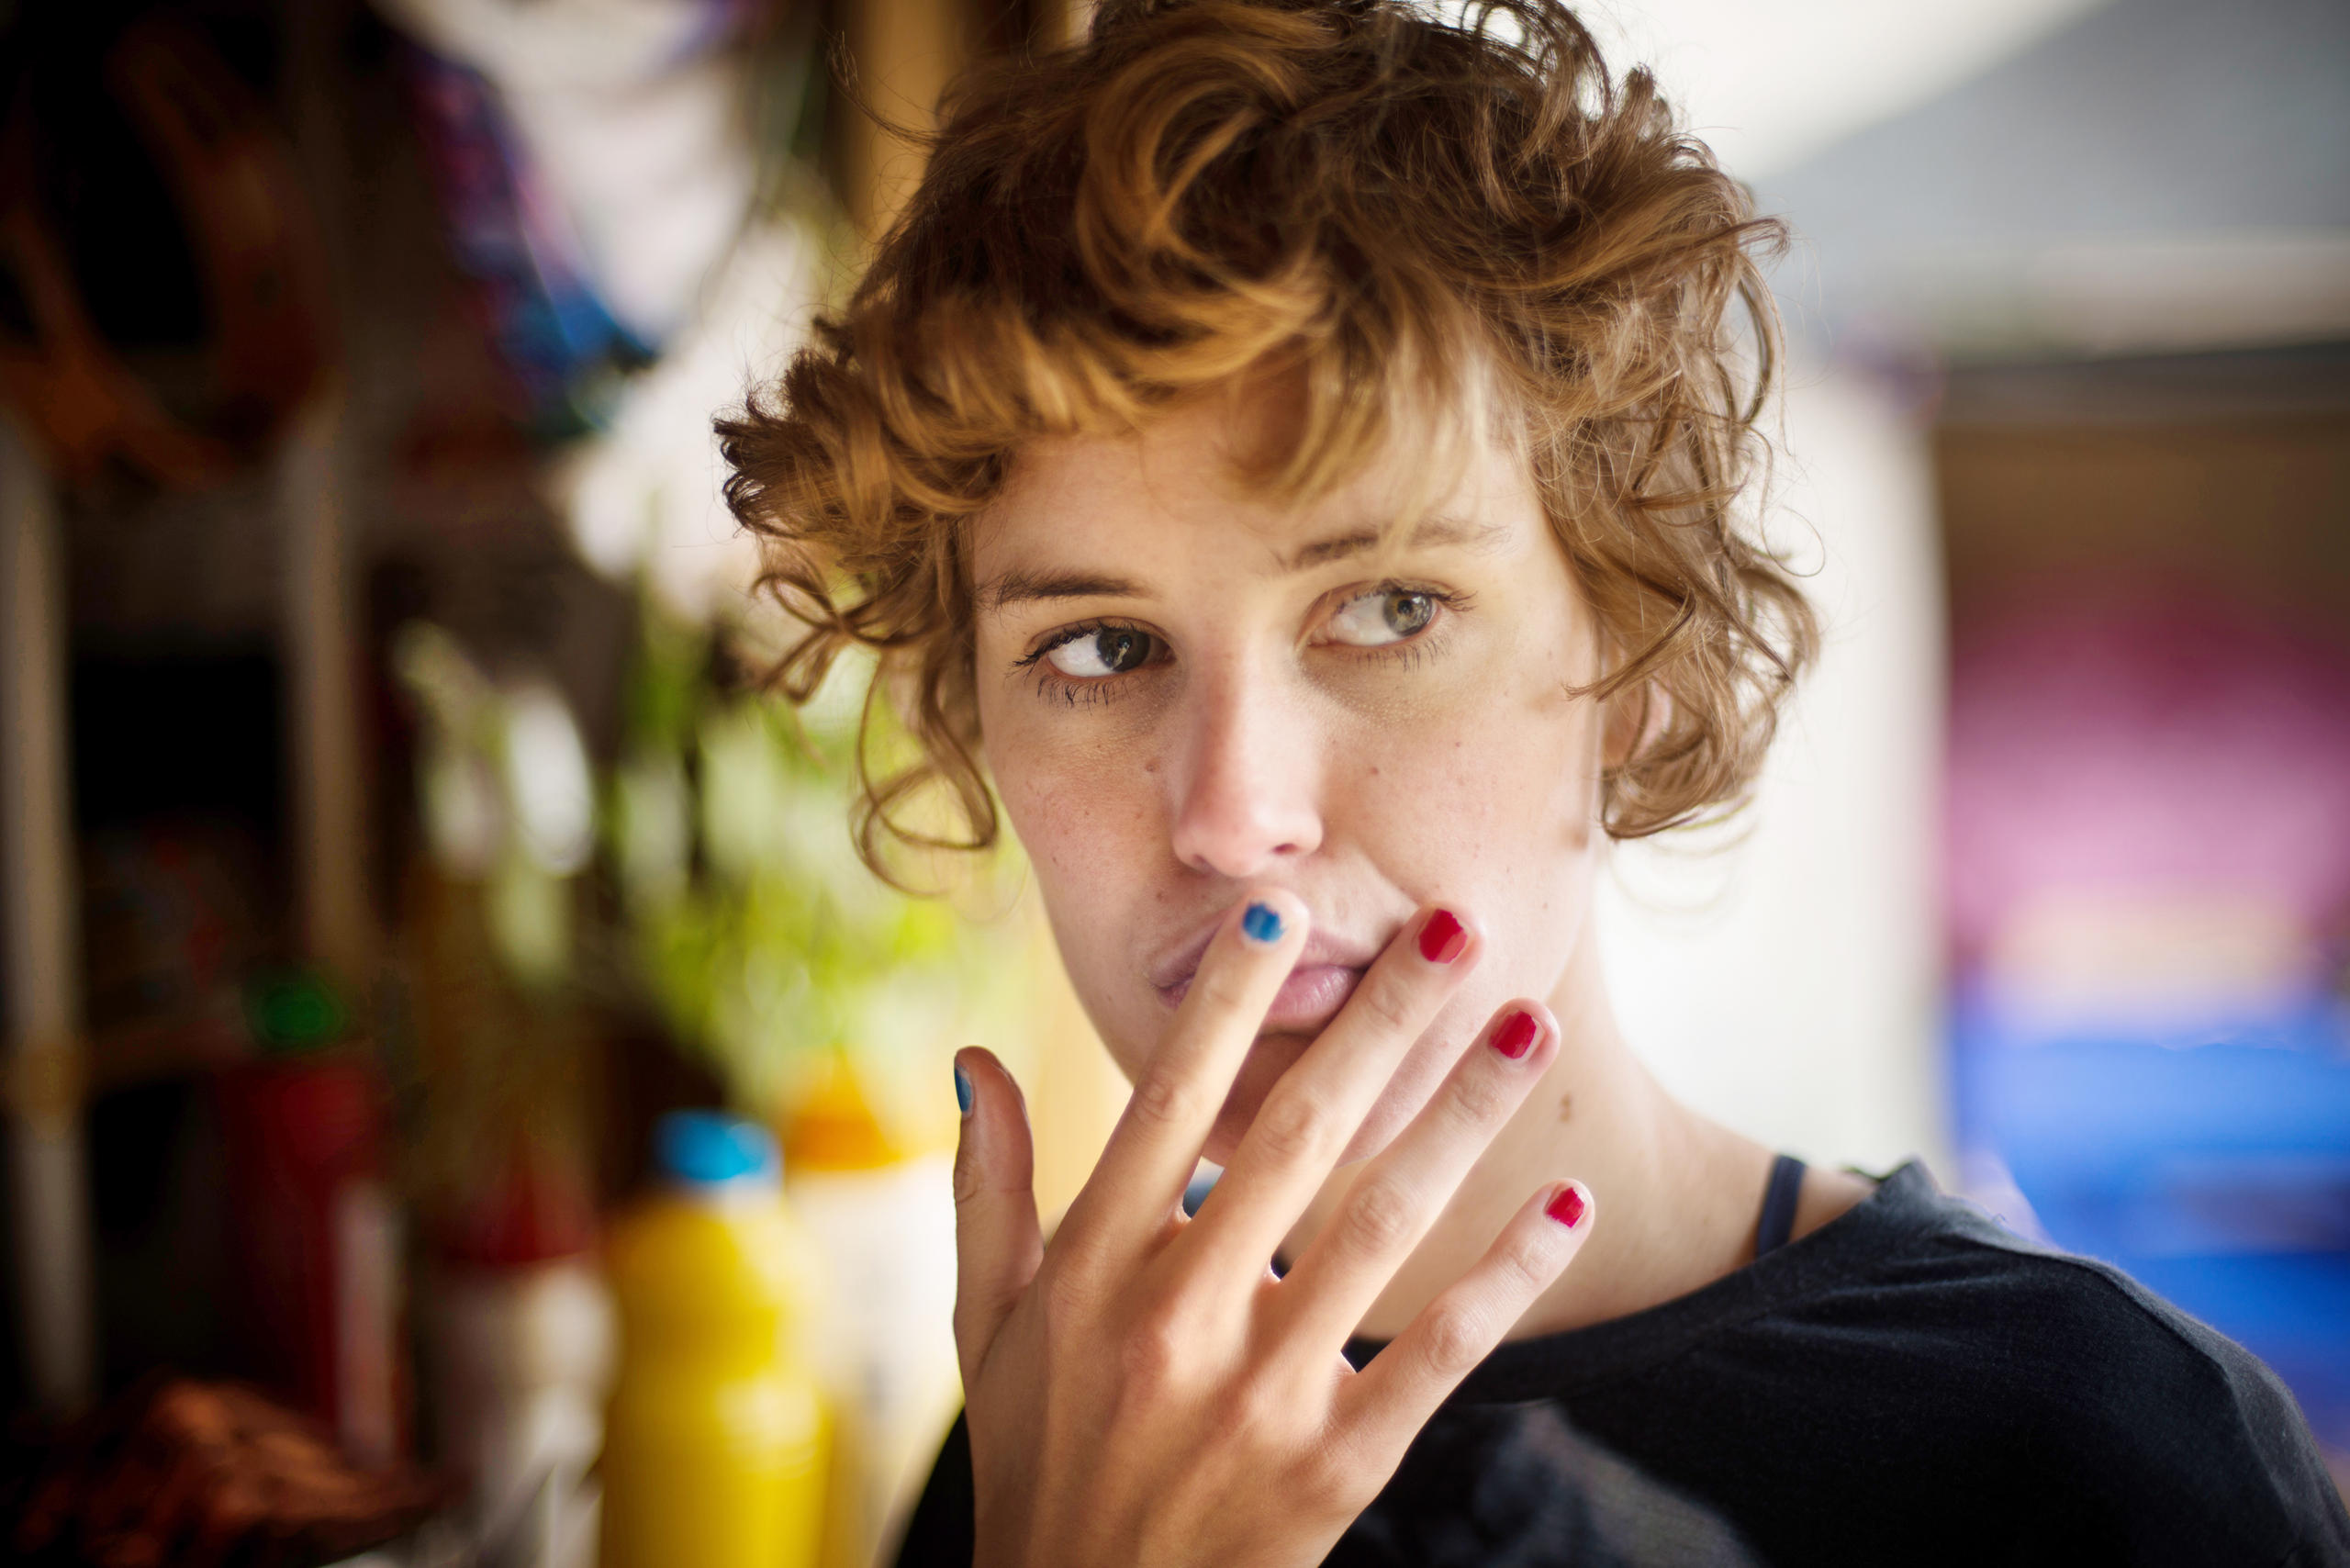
[600,1112,828,1568]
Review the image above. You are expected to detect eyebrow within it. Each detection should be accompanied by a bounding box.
[1284,514,1505,570]
[978,514,1506,612]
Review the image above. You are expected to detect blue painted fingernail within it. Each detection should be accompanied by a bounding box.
[1241,902,1284,945]
[954,1061,973,1116]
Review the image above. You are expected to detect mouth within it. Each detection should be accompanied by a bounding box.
[1149,914,1380,1036]
[1156,962,1366,1034]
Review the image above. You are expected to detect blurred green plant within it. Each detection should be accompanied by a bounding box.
[397,599,1027,1123]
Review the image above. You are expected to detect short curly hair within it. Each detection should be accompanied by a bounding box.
[720,0,1816,880]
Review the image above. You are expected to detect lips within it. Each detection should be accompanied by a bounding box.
[1148,914,1381,1036]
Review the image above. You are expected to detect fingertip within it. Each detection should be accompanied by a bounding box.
[1415,904,1481,967]
[953,1047,1036,1187]
[1236,886,1310,949]
[1483,998,1559,1065]
[1543,1179,1594,1233]
[957,1045,1024,1105]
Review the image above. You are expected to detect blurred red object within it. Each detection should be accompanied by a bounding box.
[214,1056,407,1468]
[433,1133,596,1271]
[1947,581,2350,1001]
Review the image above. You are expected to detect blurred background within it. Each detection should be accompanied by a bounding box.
[0,0,2339,1562]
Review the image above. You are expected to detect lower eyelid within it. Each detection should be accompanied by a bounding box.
[1322,594,1456,649]
[1035,667,1140,708]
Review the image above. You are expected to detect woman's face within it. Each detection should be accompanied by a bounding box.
[971,386,1611,1165]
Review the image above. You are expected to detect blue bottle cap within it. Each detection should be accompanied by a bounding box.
[654,1111,780,1187]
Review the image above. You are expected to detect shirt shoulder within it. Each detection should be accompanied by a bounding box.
[1449,1163,2349,1566]
[1713,1166,2350,1563]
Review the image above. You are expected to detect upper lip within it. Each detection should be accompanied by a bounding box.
[1147,907,1384,994]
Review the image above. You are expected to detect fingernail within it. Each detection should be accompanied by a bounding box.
[1417,908,1468,965]
[1493,1009,1539,1060]
[954,1060,973,1117]
[1241,902,1284,945]
[1546,1182,1588,1229]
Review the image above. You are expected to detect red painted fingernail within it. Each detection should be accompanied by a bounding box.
[1546,1184,1587,1228]
[1493,1009,1539,1059]
[1418,909,1468,965]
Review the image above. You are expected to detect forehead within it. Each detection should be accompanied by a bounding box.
[972,387,1536,588]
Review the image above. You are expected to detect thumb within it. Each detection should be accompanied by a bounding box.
[950,1047,1043,1385]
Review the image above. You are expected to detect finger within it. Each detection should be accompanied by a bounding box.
[1272,1000,1559,1350]
[1184,904,1482,1269]
[950,1047,1044,1386]
[1335,1179,1595,1462]
[1057,889,1308,1257]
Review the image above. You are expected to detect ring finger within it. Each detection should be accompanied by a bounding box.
[1271,998,1559,1352]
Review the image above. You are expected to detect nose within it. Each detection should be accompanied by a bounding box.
[1165,659,1325,879]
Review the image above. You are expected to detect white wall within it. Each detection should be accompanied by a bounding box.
[1595,364,1951,1178]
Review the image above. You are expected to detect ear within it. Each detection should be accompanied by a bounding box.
[1602,679,1671,772]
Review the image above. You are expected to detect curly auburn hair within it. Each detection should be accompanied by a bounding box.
[720,0,1817,880]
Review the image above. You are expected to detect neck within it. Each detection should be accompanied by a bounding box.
[1297,928,1774,1341]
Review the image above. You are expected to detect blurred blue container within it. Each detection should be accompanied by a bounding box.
[1953,985,2350,1452]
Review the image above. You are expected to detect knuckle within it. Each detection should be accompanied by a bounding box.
[1448,1064,1513,1128]
[1239,1363,1327,1447]
[1416,1302,1490,1379]
[1117,1315,1185,1392]
[1231,1372,1292,1442]
[1294,1428,1362,1510]
[1337,1177,1417,1260]
[1127,1069,1193,1131]
[1249,1090,1330,1168]
[1495,1230,1555,1294]
[1354,968,1419,1036]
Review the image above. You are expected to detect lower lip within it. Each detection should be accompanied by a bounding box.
[1158,963,1363,1034]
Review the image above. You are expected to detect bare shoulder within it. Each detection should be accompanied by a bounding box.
[1791,1165,1877,1243]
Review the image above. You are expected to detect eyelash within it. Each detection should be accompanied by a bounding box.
[1011,583,1469,707]
[1011,622,1153,707]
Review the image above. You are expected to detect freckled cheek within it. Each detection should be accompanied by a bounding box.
[1344,702,1578,867]
[990,722,1168,899]
[1002,764,1114,868]
[1343,697,1600,1001]
[997,759,1178,1083]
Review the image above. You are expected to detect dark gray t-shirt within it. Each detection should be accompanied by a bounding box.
[895,1162,2350,1566]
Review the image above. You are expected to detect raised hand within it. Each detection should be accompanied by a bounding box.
[950,891,1595,1568]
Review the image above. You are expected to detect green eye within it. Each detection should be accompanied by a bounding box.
[1328,588,1437,646]
[1045,626,1157,678]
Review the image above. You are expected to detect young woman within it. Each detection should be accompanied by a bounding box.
[720,1,2350,1562]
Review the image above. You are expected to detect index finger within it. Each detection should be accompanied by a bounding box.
[1055,888,1308,1260]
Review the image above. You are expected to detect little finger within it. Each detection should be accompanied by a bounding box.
[1336,1179,1596,1461]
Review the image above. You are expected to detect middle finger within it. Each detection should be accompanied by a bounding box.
[1181,903,1482,1271]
